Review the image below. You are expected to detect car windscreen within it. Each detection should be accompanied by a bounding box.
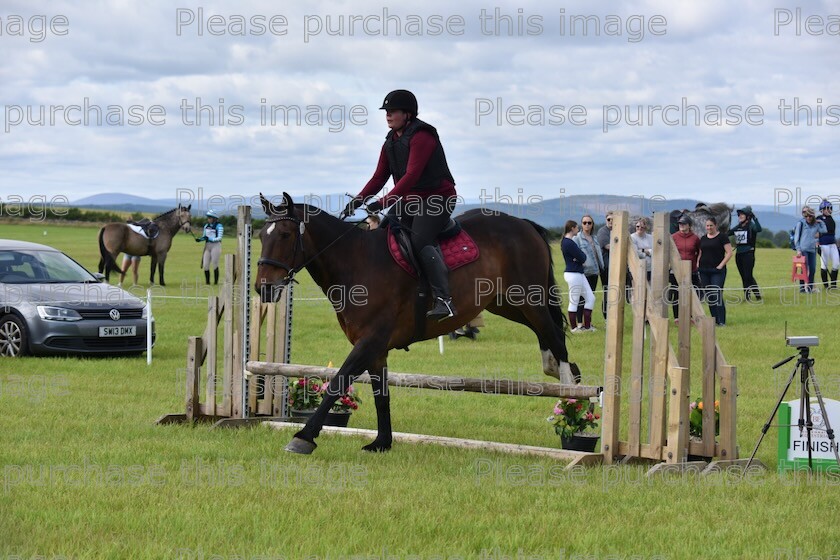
[0,250,96,284]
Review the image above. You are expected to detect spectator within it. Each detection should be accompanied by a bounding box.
[630,217,652,282]
[573,214,604,326]
[561,220,595,332]
[793,206,827,293]
[669,215,701,321]
[698,217,733,326]
[196,209,224,285]
[595,211,614,318]
[118,254,141,287]
[817,199,838,290]
[727,206,763,301]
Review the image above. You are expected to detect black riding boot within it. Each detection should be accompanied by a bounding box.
[418,245,456,321]
[831,270,838,290]
[821,269,829,289]
[204,270,210,285]
[214,268,219,285]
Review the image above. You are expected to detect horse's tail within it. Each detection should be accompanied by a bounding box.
[98,227,119,280]
[523,219,568,331]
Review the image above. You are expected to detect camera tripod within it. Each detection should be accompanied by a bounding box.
[746,345,840,471]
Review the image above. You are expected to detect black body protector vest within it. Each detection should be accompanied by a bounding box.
[383,118,455,191]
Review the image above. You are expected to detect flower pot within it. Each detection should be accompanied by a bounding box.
[560,433,600,452]
[290,409,352,427]
[290,408,317,421]
[325,411,351,427]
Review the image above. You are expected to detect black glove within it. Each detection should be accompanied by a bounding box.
[366,199,383,214]
[340,196,364,220]
[195,237,202,243]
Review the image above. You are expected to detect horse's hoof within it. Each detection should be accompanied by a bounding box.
[362,440,392,452]
[285,437,317,455]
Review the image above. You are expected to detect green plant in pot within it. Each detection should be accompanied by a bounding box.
[547,398,600,452]
[288,377,323,419]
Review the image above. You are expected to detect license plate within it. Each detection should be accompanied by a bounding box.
[99,326,136,337]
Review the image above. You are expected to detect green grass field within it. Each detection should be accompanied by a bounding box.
[1,219,839,559]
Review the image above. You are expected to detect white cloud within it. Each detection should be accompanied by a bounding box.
[1,0,839,205]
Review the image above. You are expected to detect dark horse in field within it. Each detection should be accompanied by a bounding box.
[98,205,192,286]
[255,193,579,454]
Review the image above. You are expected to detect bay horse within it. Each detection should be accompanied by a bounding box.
[98,205,192,286]
[255,193,580,455]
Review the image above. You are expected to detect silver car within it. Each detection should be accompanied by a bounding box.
[0,239,154,357]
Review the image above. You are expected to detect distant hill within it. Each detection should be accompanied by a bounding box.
[69,193,799,233]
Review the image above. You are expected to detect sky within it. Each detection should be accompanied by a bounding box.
[1,0,839,214]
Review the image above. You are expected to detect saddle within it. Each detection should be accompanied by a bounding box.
[386,219,479,278]
[127,218,160,240]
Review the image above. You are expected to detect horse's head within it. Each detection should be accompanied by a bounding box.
[178,204,192,234]
[255,192,305,303]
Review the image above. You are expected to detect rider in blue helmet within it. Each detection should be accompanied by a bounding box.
[817,199,838,289]
[196,209,224,285]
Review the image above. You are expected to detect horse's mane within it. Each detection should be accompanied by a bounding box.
[153,207,184,221]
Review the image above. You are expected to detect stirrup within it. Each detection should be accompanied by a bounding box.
[427,297,455,321]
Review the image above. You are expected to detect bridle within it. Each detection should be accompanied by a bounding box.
[257,215,305,285]
[257,211,363,285]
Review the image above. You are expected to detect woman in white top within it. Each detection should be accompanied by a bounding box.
[630,218,652,281]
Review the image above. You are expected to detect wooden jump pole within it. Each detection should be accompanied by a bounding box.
[245,362,602,399]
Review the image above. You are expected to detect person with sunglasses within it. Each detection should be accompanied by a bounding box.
[562,220,596,332]
[793,206,827,293]
[630,218,653,282]
[573,214,604,327]
[595,212,614,318]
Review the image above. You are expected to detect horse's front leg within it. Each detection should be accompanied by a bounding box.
[285,337,387,455]
[362,355,392,452]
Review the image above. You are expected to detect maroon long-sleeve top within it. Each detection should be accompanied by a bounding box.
[672,231,701,272]
[358,129,456,208]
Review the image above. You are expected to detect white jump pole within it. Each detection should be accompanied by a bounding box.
[146,288,153,365]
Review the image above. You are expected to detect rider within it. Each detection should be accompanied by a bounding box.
[196,209,224,285]
[817,199,838,289]
[342,90,458,321]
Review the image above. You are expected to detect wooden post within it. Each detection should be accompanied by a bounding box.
[650,212,670,320]
[627,247,647,458]
[248,297,263,414]
[648,315,670,460]
[221,253,236,417]
[665,366,690,463]
[185,336,202,422]
[700,316,717,457]
[601,211,629,464]
[677,260,692,368]
[718,365,738,460]
[203,296,219,416]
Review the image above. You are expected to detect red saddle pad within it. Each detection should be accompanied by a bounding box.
[387,228,479,278]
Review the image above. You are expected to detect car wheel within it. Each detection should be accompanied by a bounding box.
[0,314,29,357]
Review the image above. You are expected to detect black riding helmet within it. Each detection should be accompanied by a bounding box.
[380,89,418,115]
